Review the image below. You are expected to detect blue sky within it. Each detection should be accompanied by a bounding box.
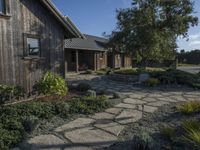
[52,0,200,51]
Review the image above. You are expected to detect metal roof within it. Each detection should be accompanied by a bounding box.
[41,0,85,39]
[65,34,109,51]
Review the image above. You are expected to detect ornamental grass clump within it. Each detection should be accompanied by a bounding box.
[177,101,200,115]
[33,72,68,97]
[182,120,200,148]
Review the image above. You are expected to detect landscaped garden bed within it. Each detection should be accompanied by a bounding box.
[0,72,119,150]
[108,101,200,150]
[109,68,200,89]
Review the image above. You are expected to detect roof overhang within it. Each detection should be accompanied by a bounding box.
[41,0,85,39]
[65,47,108,52]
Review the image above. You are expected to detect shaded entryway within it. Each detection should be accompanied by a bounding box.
[65,49,95,72]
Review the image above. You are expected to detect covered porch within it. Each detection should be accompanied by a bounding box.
[64,34,109,76]
[64,49,107,74]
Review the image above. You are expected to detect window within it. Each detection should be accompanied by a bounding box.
[0,0,6,14]
[26,37,40,56]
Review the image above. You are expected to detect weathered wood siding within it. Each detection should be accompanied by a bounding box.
[96,51,107,70]
[123,55,132,68]
[0,0,69,92]
[107,53,132,69]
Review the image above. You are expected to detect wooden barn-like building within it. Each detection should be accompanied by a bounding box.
[0,0,133,92]
[0,0,84,91]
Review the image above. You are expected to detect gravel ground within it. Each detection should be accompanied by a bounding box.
[107,103,200,150]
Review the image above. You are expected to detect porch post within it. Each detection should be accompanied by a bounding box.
[76,50,79,73]
[113,53,115,68]
[64,50,68,78]
[94,52,97,71]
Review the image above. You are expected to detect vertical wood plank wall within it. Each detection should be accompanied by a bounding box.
[96,52,107,70]
[0,0,69,92]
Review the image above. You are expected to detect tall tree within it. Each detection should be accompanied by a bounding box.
[109,0,198,66]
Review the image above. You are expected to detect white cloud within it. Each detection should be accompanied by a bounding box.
[189,41,200,46]
[188,32,200,48]
[189,32,200,40]
[177,32,200,51]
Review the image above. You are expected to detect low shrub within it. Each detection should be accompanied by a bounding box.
[191,83,200,89]
[22,116,39,133]
[132,131,156,150]
[76,82,91,92]
[145,78,160,87]
[69,96,110,114]
[0,85,25,104]
[177,101,200,115]
[0,101,69,149]
[33,72,68,97]
[114,68,138,75]
[0,94,111,149]
[54,101,70,117]
[114,67,165,76]
[136,67,146,74]
[83,69,93,74]
[0,125,23,150]
[96,67,112,75]
[182,120,200,147]
[151,69,200,87]
[160,126,175,140]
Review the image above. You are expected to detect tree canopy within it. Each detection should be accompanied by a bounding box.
[177,49,200,65]
[109,0,198,65]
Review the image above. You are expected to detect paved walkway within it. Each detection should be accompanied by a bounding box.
[20,75,200,150]
[178,66,200,74]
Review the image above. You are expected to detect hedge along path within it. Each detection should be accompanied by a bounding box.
[18,75,200,150]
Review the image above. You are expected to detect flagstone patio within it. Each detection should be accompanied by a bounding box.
[18,75,200,150]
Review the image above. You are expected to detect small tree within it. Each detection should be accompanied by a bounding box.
[109,0,198,67]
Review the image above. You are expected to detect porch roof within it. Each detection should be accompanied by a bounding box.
[64,34,109,51]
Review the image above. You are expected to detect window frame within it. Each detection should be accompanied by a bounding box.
[0,0,8,15]
[23,33,41,58]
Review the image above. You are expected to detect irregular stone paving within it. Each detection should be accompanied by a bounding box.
[18,75,200,150]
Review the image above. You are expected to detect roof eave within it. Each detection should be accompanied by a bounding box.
[65,47,108,52]
[41,0,85,39]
